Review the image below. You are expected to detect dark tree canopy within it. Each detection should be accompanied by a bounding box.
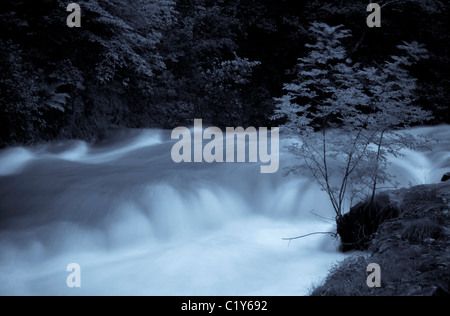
[0,0,448,147]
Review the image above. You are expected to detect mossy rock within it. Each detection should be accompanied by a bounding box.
[312,183,450,296]
[337,194,400,252]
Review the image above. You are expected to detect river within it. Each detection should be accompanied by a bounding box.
[0,125,448,295]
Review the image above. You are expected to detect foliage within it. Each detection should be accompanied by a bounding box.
[0,40,42,146]
[154,0,262,127]
[273,23,433,222]
[0,1,448,147]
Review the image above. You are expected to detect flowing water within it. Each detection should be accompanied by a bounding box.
[0,126,448,296]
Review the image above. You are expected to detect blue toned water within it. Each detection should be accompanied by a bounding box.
[0,126,448,295]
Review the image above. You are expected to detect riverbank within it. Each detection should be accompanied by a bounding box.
[311,181,450,296]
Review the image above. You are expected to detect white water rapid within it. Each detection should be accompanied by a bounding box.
[0,126,448,296]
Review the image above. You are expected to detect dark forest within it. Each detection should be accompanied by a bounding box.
[1,0,448,147]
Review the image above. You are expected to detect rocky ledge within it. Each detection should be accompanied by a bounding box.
[311,181,450,296]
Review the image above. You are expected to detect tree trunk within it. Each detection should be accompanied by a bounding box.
[371,130,385,205]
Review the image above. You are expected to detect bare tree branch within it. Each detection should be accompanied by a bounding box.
[283,232,335,246]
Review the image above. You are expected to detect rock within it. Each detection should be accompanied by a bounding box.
[312,183,450,296]
[337,194,400,252]
[442,173,450,182]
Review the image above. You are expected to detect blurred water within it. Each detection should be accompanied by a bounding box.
[0,125,448,296]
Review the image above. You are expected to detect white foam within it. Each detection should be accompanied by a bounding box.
[57,142,90,161]
[0,125,448,295]
[0,148,35,176]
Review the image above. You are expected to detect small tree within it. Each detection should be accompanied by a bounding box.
[357,41,432,204]
[273,23,432,226]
